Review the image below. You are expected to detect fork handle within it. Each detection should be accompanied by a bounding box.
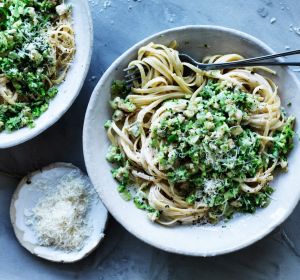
[206,49,300,70]
[227,49,300,64]
[207,61,300,70]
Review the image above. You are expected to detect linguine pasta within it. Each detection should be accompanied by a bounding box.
[106,42,295,225]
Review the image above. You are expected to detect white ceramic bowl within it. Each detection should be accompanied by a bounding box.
[10,163,108,263]
[83,26,300,256]
[0,0,92,148]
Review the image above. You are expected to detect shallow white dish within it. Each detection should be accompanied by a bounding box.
[0,0,92,149]
[10,163,108,263]
[83,25,300,256]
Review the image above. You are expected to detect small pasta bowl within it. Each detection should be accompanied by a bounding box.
[0,0,92,148]
[83,25,300,256]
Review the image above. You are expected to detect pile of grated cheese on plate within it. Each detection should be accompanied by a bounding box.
[25,170,92,251]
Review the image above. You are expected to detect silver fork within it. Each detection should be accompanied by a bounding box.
[123,49,300,85]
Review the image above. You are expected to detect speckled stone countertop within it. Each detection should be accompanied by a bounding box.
[1,0,300,279]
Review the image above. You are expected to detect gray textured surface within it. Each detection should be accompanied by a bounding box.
[1,0,300,279]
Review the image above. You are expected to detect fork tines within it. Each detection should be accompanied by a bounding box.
[123,66,141,85]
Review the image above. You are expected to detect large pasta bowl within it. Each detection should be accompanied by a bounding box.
[0,0,92,148]
[83,25,300,256]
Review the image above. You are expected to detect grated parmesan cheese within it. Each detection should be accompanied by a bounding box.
[203,179,221,196]
[25,170,93,251]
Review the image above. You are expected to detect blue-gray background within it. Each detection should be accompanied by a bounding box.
[1,0,300,279]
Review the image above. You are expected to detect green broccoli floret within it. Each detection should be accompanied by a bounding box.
[118,184,132,201]
[106,145,124,164]
[133,195,160,220]
[104,120,112,129]
[239,186,274,213]
[272,116,295,157]
[186,194,196,205]
[111,163,130,184]
[111,80,130,97]
[110,97,136,112]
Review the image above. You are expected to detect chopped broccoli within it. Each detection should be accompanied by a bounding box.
[106,77,295,224]
[0,0,72,132]
[134,195,160,220]
[147,80,295,222]
[110,97,136,113]
[111,80,130,97]
[111,163,130,184]
[104,120,112,129]
[106,145,124,164]
[118,185,132,201]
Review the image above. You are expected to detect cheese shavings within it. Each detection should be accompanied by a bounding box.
[25,170,93,251]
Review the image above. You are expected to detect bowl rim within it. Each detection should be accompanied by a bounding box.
[0,0,93,149]
[83,25,300,256]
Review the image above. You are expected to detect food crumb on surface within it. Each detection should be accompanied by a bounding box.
[257,7,268,17]
[293,27,300,35]
[103,0,111,8]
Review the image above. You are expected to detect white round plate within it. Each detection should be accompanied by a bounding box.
[0,0,92,148]
[10,163,108,263]
[83,25,300,256]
